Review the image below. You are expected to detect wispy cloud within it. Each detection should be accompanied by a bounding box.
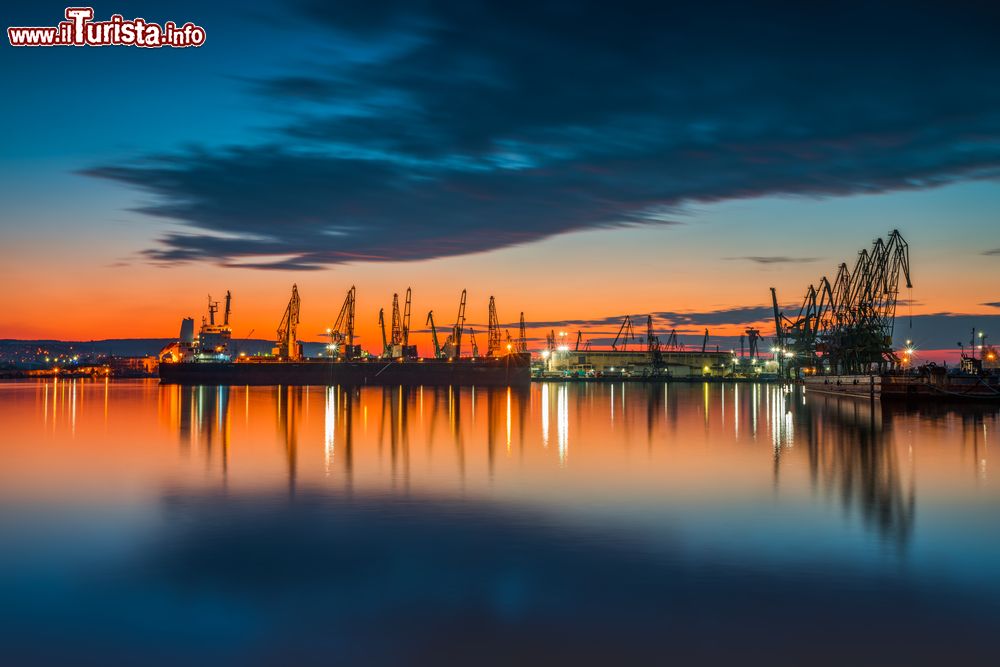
[983,249,1000,256]
[86,2,1000,269]
[725,256,820,265]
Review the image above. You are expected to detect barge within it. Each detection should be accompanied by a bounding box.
[160,355,531,387]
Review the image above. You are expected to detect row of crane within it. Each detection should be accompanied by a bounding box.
[771,229,912,373]
[273,284,528,361]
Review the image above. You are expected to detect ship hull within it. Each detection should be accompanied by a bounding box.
[159,355,531,387]
[802,373,1000,402]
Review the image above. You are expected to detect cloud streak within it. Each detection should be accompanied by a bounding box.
[86,1,1000,269]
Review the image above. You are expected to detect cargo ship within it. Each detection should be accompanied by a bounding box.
[802,372,1000,402]
[158,285,532,387]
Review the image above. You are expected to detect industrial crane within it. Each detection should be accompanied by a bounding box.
[328,286,356,359]
[275,284,301,360]
[443,289,466,358]
[745,327,761,360]
[665,329,680,351]
[223,291,232,326]
[701,328,710,353]
[647,315,663,370]
[469,328,480,358]
[612,315,636,351]
[426,311,443,358]
[518,312,527,353]
[402,287,412,349]
[390,293,403,347]
[487,296,502,356]
[771,230,912,373]
[378,308,389,357]
[575,331,583,351]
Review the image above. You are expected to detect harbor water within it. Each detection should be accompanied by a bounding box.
[1,379,998,665]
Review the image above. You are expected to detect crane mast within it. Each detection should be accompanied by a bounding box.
[402,287,412,348]
[487,296,502,356]
[378,308,389,357]
[390,293,403,347]
[518,312,527,353]
[275,284,301,360]
[443,289,466,358]
[223,291,232,326]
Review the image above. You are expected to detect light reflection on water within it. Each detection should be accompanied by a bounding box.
[1,379,999,664]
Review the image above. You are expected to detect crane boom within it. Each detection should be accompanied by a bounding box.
[612,315,635,351]
[518,312,527,353]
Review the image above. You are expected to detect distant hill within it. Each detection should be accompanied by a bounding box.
[0,339,331,358]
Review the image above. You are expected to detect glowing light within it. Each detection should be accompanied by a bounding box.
[541,350,550,359]
[557,345,569,352]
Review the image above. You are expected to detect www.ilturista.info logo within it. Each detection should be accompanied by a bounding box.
[8,7,206,48]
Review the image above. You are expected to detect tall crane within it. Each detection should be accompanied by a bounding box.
[426,311,443,358]
[665,329,680,351]
[378,308,389,357]
[518,312,527,353]
[647,315,662,370]
[612,315,636,351]
[575,331,583,351]
[701,328,710,353]
[487,296,502,356]
[390,293,403,347]
[745,327,761,360]
[223,291,232,326]
[275,284,301,360]
[443,289,466,358]
[329,286,356,359]
[402,287,412,348]
[469,328,480,358]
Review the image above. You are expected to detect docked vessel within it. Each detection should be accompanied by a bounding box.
[160,355,531,387]
[158,285,532,387]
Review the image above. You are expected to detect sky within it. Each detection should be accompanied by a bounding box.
[1,0,999,359]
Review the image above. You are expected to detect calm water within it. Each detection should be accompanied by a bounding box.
[1,379,998,665]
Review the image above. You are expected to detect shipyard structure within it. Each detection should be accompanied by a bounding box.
[159,286,530,387]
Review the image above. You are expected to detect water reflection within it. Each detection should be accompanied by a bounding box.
[2,379,1000,664]
[145,381,976,550]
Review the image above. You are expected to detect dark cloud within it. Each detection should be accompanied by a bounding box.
[87,1,1000,269]
[983,249,1000,256]
[983,302,1000,308]
[726,256,820,265]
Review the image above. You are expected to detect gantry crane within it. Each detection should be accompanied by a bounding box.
[275,284,301,360]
